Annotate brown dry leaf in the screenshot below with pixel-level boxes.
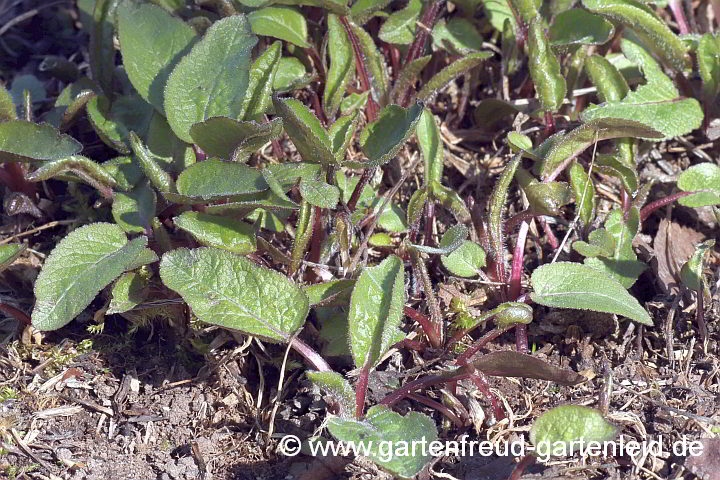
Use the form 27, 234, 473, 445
652, 219, 704, 295
685, 438, 720, 480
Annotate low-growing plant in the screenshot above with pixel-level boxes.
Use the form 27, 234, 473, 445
1, 0, 719, 477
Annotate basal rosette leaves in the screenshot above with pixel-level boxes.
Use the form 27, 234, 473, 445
0, 121, 82, 162
355, 103, 423, 167
530, 406, 618, 457
159, 247, 309, 342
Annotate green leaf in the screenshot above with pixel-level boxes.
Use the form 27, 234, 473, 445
440, 240, 486, 277
340, 91, 370, 114
350, 21, 390, 106
299, 177, 341, 209
117, 1, 196, 115
568, 161, 596, 227
272, 96, 337, 165
101, 156, 144, 191
129, 132, 176, 194
549, 9, 614, 46
159, 247, 309, 342
304, 279, 355, 306
530, 406, 618, 456
594, 153, 638, 193
538, 117, 662, 178
174, 211, 257, 255
523, 181, 573, 216
528, 19, 566, 112
507, 0, 539, 24
351, 0, 392, 24
488, 156, 520, 272
580, 39, 703, 139
0, 121, 82, 162
406, 187, 428, 227
677, 163, 720, 207
327, 405, 437, 478
248, 6, 309, 48
376, 202, 408, 232
107, 271, 149, 315
416, 108, 444, 186
89, 0, 120, 97
273, 57, 309, 91
680, 240, 715, 291
27, 155, 118, 192
356, 103, 423, 167
369, 232, 394, 247
411, 224, 468, 255
430, 181, 471, 222
291, 200, 314, 274
190, 117, 282, 161
378, 0, 422, 45
0, 244, 25, 273
584, 55, 629, 103
165, 15, 257, 142
530, 261, 651, 325
266, 161, 324, 189
0, 84, 16, 122
493, 302, 533, 328
432, 17, 485, 55
507, 132, 534, 153
306, 371, 355, 418
389, 55, 431, 104
32, 223, 148, 331
417, 52, 491, 102
86, 94, 154, 154
328, 111, 360, 164
348, 255, 405, 368
698, 33, 720, 104
166, 158, 267, 204
112, 181, 156, 233
324, 15, 355, 119
478, 0, 513, 31
240, 41, 282, 120
581, 0, 690, 71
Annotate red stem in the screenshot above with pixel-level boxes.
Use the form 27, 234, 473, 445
509, 455, 537, 480
454, 325, 516, 365
290, 337, 332, 372
355, 366, 370, 418
509, 221, 529, 300
668, 0, 691, 34
697, 288, 707, 346
505, 210, 537, 233
539, 217, 559, 250
346, 168, 374, 213
379, 368, 474, 406
406, 393, 464, 428
423, 201, 435, 247
0, 302, 31, 325
404, 306, 441, 348
639, 190, 695, 222
470, 372, 505, 421
338, 16, 378, 121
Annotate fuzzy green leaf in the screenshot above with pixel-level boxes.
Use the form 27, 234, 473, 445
240, 41, 282, 120
580, 39, 702, 138
299, 177, 341, 209
680, 240, 715, 291
273, 57, 309, 91
356, 103, 423, 167
406, 187, 429, 227
523, 182, 573, 216
430, 181, 471, 222
378, 0, 422, 45
581, 0, 690, 70
304, 279, 355, 306
569, 161, 596, 227
248, 6, 309, 48
112, 181, 157, 233
27, 155, 118, 191
190, 117, 282, 161
351, 0, 392, 24
290, 200, 314, 274
528, 19, 566, 112
530, 406, 618, 455
0, 244, 25, 273
117, 1, 196, 115
0, 84, 16, 122
273, 96, 337, 165
32, 224, 148, 331
432, 18, 485, 55
389, 55, 431, 104
324, 15, 355, 119
164, 15, 257, 142
349, 255, 405, 369
0, 121, 82, 162
585, 55, 629, 103
416, 108, 444, 186
86, 94, 154, 154
417, 52, 491, 101
159, 247, 309, 342
530, 261, 651, 325
350, 21, 390, 106
328, 111, 360, 162
174, 211, 257, 255
440, 240, 486, 278
166, 158, 267, 204
549, 9, 614, 46
411, 224, 468, 255
698, 33, 720, 103
107, 271, 149, 315
89, 0, 120, 97
306, 371, 355, 418
129, 132, 176, 194
677, 163, 720, 207
327, 406, 437, 479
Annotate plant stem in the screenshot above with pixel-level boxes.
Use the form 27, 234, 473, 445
423, 201, 435, 247
454, 325, 516, 365
697, 288, 707, 348
404, 306, 441, 348
410, 249, 444, 346
470, 371, 505, 421
290, 336, 332, 372
639, 190, 694, 222
509, 221, 528, 300
346, 168, 374, 212
509, 455, 537, 480
668, 0, 691, 34
308, 206, 325, 265
355, 366, 370, 418
0, 302, 31, 325
379, 366, 474, 406
539, 217, 559, 250
309, 88, 328, 126
504, 210, 537, 233
515, 324, 528, 353
543, 111, 555, 136
406, 393, 464, 428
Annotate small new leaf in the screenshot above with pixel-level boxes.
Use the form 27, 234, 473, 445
677, 163, 720, 207
0, 121, 82, 162
356, 103, 423, 167
530, 406, 618, 456
680, 240, 715, 291
440, 240, 486, 278
174, 211, 257, 255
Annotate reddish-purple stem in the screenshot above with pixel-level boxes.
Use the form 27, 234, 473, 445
290, 337, 332, 372
379, 368, 474, 406
639, 190, 695, 222
338, 16, 378, 121
697, 288, 707, 346
423, 201, 435, 247
355, 366, 370, 418
405, 306, 441, 348
470, 372, 505, 421
539, 217, 559, 250
406, 393, 464, 428
509, 455, 537, 480
346, 168, 374, 213
509, 221, 529, 300
454, 325, 516, 365
515, 324, 529, 353
668, 0, 691, 34
504, 210, 537, 233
